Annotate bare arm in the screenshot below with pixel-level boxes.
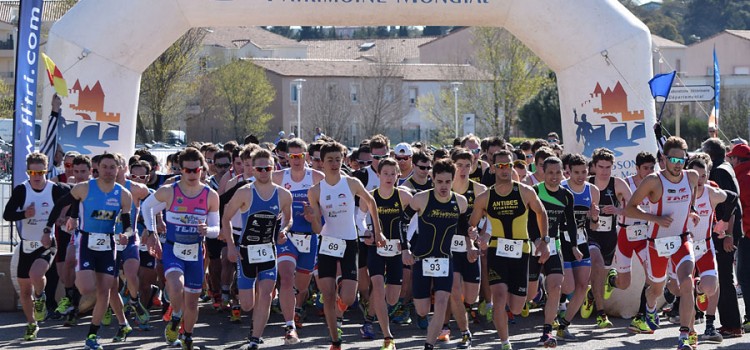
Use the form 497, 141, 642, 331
350, 177, 384, 246
221, 186, 250, 245
305, 186, 323, 234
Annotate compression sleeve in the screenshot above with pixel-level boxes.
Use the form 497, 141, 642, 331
564, 191, 578, 246
46, 192, 76, 228
3, 185, 27, 222
406, 214, 418, 242
205, 211, 220, 239
141, 194, 166, 232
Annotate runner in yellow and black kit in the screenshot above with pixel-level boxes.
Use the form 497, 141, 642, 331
470, 149, 550, 350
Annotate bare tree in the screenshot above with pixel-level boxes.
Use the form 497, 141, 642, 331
469, 28, 551, 139
417, 89, 458, 146
138, 28, 206, 142
357, 50, 407, 139
306, 79, 353, 143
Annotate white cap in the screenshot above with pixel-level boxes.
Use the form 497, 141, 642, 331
394, 142, 413, 156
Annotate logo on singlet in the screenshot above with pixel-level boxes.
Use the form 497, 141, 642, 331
91, 210, 116, 220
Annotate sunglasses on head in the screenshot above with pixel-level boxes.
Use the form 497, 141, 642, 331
215, 163, 231, 169
493, 162, 512, 169
130, 174, 149, 180
64, 163, 73, 169
416, 165, 432, 171
357, 160, 373, 166
254, 166, 273, 173
26, 170, 47, 176
668, 156, 688, 165
513, 160, 527, 169
182, 167, 202, 174
395, 156, 410, 161
288, 153, 305, 160
372, 154, 388, 160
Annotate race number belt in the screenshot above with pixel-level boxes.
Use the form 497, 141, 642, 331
86, 232, 112, 252
289, 232, 312, 253
451, 236, 469, 253
319, 236, 346, 258
421, 257, 449, 277
22, 240, 42, 254
246, 243, 275, 264
626, 224, 649, 242
494, 238, 524, 259
173, 242, 199, 261
654, 236, 681, 257
377, 239, 401, 257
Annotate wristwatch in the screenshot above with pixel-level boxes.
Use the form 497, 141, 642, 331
43, 227, 52, 235
542, 236, 551, 243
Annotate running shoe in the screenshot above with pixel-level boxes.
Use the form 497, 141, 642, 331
165, 318, 180, 345
695, 279, 708, 312
113, 324, 133, 342
718, 326, 743, 338
23, 323, 38, 341
55, 296, 74, 316
330, 343, 342, 350
688, 331, 698, 348
555, 328, 578, 342
457, 333, 472, 349
645, 310, 660, 331
538, 333, 557, 348
381, 338, 397, 350
702, 325, 723, 343
437, 325, 450, 342
230, 306, 242, 324
392, 305, 412, 325
336, 295, 349, 313
83, 334, 103, 350
604, 269, 617, 300
361, 322, 376, 339
294, 307, 305, 328
130, 299, 150, 325
63, 311, 77, 327
521, 301, 530, 317
284, 327, 300, 345
102, 307, 112, 326
676, 337, 692, 350
744, 316, 750, 333
596, 314, 613, 328
628, 316, 654, 334
500, 342, 513, 350
33, 296, 47, 322
580, 286, 594, 319
416, 315, 429, 330
163, 304, 173, 322
182, 336, 194, 350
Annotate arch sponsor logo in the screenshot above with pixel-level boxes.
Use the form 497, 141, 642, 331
59, 79, 121, 154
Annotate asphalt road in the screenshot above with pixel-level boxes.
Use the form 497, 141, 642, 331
0, 298, 747, 349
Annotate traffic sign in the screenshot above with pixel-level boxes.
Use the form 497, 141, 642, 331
665, 85, 715, 102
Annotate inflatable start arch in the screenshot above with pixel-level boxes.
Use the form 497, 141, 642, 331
44, 0, 657, 316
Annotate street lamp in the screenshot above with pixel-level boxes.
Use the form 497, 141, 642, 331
294, 78, 306, 138
451, 82, 463, 138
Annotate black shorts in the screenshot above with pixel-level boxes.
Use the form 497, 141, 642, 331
588, 231, 618, 266
205, 237, 226, 260
317, 238, 358, 281
528, 252, 564, 281
487, 249, 529, 297
17, 240, 55, 279
367, 245, 403, 285
412, 257, 453, 299
139, 249, 156, 269
452, 252, 481, 284
561, 238, 591, 263
54, 228, 70, 264
358, 240, 369, 270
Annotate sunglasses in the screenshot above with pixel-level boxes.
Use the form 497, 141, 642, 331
395, 156, 410, 161
469, 148, 481, 154
205, 159, 214, 164
357, 160, 373, 166
416, 165, 432, 171
130, 174, 149, 180
64, 163, 73, 169
668, 156, 688, 165
493, 162, 512, 169
288, 153, 305, 160
215, 163, 231, 169
26, 170, 47, 176
311, 157, 322, 162
372, 154, 388, 160
171, 166, 181, 172
182, 167, 202, 174
254, 166, 273, 173
513, 160, 527, 169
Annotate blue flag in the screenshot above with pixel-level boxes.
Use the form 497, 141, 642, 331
713, 47, 720, 125
12, 0, 44, 188
648, 71, 676, 99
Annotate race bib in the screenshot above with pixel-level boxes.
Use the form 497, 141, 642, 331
422, 257, 449, 277
596, 216, 613, 232
319, 236, 346, 258
377, 239, 401, 257
577, 227, 587, 244
626, 224, 649, 242
655, 236, 681, 257
22, 240, 42, 254
532, 238, 559, 256
290, 233, 312, 253
247, 243, 275, 264
173, 242, 199, 261
495, 238, 523, 259
693, 238, 709, 258
451, 236, 468, 253
87, 233, 112, 252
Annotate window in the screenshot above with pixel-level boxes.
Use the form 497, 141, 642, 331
291, 83, 299, 104
327, 83, 337, 101
350, 83, 360, 103
734, 66, 750, 75
409, 87, 418, 106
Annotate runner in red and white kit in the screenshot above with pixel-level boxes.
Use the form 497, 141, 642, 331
606, 151, 656, 333
625, 136, 701, 350
683, 154, 737, 344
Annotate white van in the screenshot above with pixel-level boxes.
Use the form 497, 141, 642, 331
0, 118, 42, 145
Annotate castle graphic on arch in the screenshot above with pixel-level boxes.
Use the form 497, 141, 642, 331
58, 79, 121, 154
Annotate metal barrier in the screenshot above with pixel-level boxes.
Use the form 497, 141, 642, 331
0, 180, 17, 252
